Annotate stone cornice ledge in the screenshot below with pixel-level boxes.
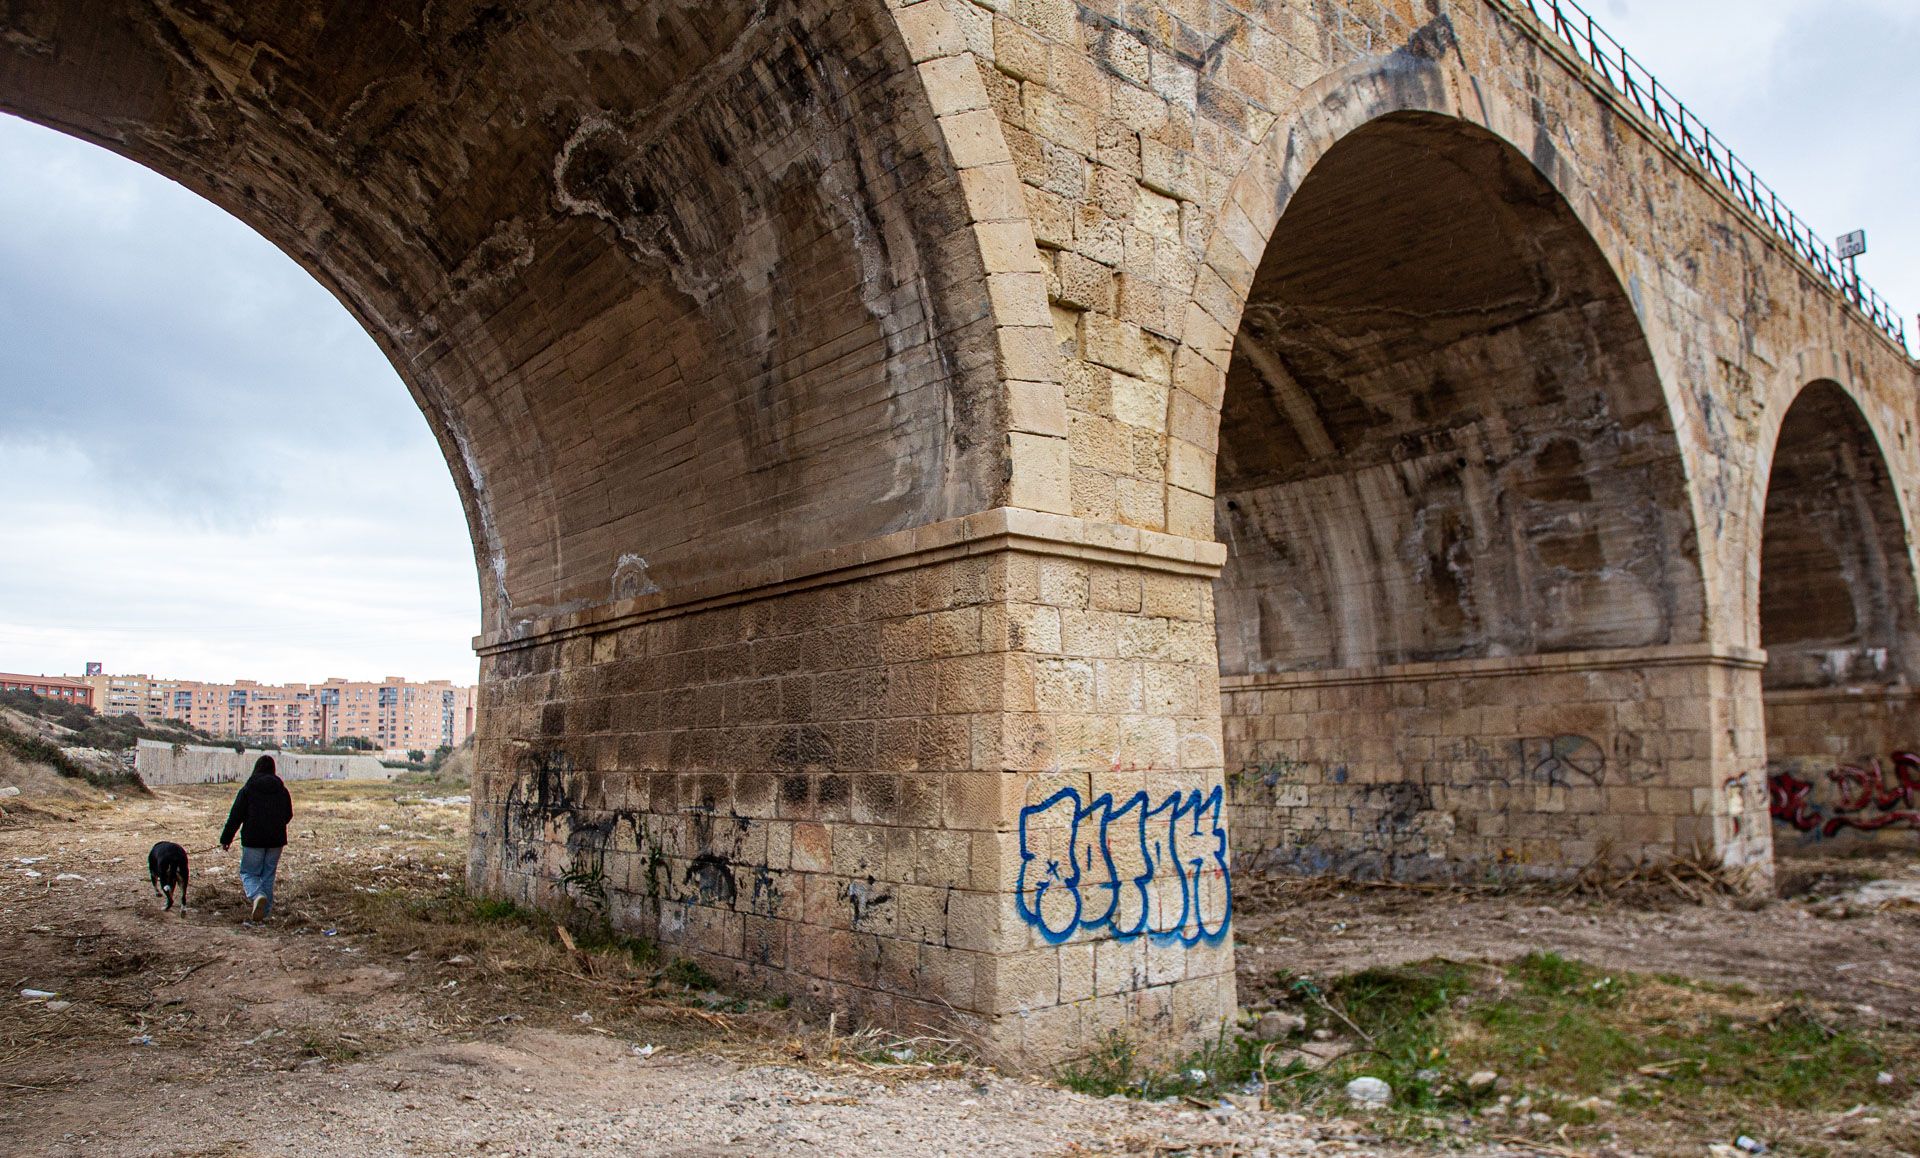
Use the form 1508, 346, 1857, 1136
1220, 642, 1769, 690
476, 507, 1227, 654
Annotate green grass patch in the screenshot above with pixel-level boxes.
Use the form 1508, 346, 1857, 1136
1063, 953, 1920, 1151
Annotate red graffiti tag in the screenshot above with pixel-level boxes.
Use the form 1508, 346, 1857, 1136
1770, 752, 1920, 838
1768, 770, 1821, 832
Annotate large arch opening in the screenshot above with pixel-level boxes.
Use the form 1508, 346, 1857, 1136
1216, 111, 1713, 879
1, 0, 1033, 1045
1760, 381, 1920, 853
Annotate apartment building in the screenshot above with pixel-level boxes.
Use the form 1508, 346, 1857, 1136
78, 671, 474, 750
83, 672, 184, 721
0, 673, 94, 707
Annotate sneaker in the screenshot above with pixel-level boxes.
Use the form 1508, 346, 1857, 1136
250, 896, 265, 923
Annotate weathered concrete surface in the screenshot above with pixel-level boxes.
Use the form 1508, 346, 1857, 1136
6, 0, 1918, 1065
135, 740, 392, 786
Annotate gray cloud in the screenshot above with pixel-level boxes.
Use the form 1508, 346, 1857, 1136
1601, 0, 1920, 332
0, 114, 479, 683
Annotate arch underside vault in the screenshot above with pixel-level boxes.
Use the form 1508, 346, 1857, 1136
1760, 382, 1920, 854
0, 0, 1002, 632
1214, 112, 1737, 881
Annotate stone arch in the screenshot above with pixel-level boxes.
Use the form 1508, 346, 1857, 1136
1742, 365, 1920, 647
1758, 379, 1920, 852
1759, 380, 1920, 689
0, 0, 1002, 635
1216, 108, 1702, 672
1197, 57, 1720, 879
1163, 43, 1707, 559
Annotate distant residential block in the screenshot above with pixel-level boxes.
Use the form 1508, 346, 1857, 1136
76, 672, 474, 750
0, 672, 94, 708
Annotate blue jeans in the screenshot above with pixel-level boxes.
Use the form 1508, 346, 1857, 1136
239, 845, 283, 917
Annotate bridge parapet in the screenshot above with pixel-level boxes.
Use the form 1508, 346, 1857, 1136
1501, 0, 1907, 351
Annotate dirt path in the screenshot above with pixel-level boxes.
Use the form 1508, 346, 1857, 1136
0, 782, 1499, 1158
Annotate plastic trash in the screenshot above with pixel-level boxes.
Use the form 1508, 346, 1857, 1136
1345, 1076, 1392, 1109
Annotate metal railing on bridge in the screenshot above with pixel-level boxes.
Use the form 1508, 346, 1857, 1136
1503, 0, 1909, 352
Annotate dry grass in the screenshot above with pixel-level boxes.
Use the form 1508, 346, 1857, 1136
216, 783, 970, 1080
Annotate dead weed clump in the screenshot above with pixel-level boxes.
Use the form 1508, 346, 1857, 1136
1565, 845, 1761, 905
271, 844, 803, 1060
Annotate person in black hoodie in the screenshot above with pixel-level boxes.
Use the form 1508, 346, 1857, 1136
220, 754, 294, 923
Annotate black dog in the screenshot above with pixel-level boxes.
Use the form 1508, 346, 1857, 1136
147, 841, 189, 911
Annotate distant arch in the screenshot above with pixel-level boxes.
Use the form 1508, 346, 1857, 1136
1759, 380, 1920, 690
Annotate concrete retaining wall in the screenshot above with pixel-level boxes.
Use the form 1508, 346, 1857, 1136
135, 739, 394, 786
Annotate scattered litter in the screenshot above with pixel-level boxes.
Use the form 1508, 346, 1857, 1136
377, 824, 392, 832
445, 955, 471, 965
1185, 1068, 1208, 1084
422, 795, 470, 807
1735, 1136, 1768, 1154
1878, 1071, 1895, 1085
573, 1011, 594, 1024
127, 1035, 153, 1047
54, 873, 84, 881
16, 857, 44, 864
43, 1000, 72, 1013
631, 1044, 658, 1058
0, 786, 19, 797
20, 989, 57, 1000
27, 925, 52, 934
243, 1028, 282, 1046
323, 929, 339, 937
21, 870, 41, 878
1345, 1076, 1392, 1109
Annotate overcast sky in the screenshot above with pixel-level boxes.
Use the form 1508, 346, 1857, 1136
0, 117, 481, 686
0, 0, 1913, 688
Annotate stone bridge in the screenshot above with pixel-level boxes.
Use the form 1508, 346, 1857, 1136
7, 0, 1916, 1066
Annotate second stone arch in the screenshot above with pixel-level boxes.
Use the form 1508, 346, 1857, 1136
1203, 105, 1760, 885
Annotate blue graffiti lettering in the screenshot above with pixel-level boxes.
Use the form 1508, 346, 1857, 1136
1015, 786, 1231, 946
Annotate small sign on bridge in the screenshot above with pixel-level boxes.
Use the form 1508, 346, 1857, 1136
1837, 230, 1868, 260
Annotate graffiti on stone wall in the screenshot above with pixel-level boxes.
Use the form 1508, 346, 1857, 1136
1520, 734, 1606, 787
1769, 751, 1920, 838
1015, 786, 1231, 946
